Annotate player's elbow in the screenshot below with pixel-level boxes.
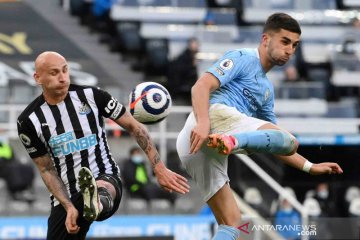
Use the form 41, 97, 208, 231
191, 80, 204, 95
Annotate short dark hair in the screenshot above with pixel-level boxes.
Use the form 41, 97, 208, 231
263, 13, 301, 35
129, 146, 141, 155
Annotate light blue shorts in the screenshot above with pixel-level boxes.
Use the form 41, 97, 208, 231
176, 104, 268, 202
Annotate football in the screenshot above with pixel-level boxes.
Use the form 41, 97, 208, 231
129, 82, 172, 124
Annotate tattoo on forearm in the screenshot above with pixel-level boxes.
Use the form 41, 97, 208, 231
43, 171, 69, 198
135, 128, 149, 151
152, 153, 161, 167
134, 126, 161, 167
134, 127, 152, 153
35, 156, 71, 206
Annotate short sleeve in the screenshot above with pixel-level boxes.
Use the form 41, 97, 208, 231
17, 118, 48, 159
207, 50, 251, 87
92, 87, 126, 120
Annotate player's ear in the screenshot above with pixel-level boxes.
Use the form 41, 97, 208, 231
34, 72, 42, 86
262, 33, 270, 47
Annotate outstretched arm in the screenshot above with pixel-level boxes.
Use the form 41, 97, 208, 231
257, 123, 343, 175
33, 155, 80, 234
190, 73, 220, 153
276, 153, 343, 175
115, 111, 190, 194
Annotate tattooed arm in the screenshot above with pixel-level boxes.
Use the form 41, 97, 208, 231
115, 111, 190, 194
33, 155, 80, 234
115, 111, 161, 169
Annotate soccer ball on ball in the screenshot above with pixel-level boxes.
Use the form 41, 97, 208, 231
129, 82, 172, 124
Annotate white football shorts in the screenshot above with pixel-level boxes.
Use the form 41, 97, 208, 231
176, 103, 269, 202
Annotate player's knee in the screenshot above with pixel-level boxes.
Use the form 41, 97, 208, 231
97, 180, 116, 199
285, 136, 298, 156
96, 175, 123, 221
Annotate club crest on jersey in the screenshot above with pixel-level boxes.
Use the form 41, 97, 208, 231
79, 102, 91, 115
219, 59, 234, 70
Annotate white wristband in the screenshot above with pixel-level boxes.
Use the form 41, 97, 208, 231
302, 160, 313, 173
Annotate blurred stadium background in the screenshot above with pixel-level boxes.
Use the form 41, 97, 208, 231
1, 0, 360, 239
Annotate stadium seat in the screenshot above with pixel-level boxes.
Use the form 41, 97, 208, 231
143, 38, 169, 77
326, 99, 358, 118
116, 21, 143, 59
207, 9, 237, 25
244, 0, 293, 9
119, 0, 140, 7
349, 197, 360, 216
32, 198, 51, 215
8, 200, 31, 216
0, 87, 9, 123
149, 199, 172, 214
279, 187, 296, 201
348, 197, 360, 238
244, 187, 263, 205
126, 198, 149, 215
10, 84, 36, 104
69, 0, 87, 16
345, 186, 360, 203
0, 87, 9, 104
305, 189, 316, 199
303, 198, 321, 217
295, 0, 336, 10
177, 0, 206, 8
0, 180, 7, 215
104, 86, 124, 103
235, 26, 262, 43
277, 81, 326, 99
139, 0, 172, 7
174, 198, 195, 214
31, 186, 51, 215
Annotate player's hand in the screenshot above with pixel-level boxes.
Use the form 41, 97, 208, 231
190, 122, 210, 154
65, 205, 80, 234
310, 162, 343, 175
154, 161, 190, 194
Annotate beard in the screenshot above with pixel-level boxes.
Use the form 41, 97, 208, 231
270, 54, 289, 66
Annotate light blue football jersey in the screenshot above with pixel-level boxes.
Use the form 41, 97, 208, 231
207, 48, 276, 124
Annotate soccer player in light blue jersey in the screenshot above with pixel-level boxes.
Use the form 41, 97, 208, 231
177, 13, 343, 240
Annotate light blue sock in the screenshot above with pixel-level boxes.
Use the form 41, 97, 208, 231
233, 129, 296, 155
212, 224, 241, 240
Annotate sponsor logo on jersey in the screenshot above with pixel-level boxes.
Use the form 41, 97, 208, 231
79, 102, 91, 115
243, 88, 258, 111
219, 59, 234, 70
49, 131, 97, 157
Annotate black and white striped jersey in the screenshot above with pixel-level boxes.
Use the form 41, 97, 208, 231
17, 84, 125, 206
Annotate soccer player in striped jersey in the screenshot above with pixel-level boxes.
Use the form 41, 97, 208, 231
17, 51, 189, 240
177, 13, 343, 240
